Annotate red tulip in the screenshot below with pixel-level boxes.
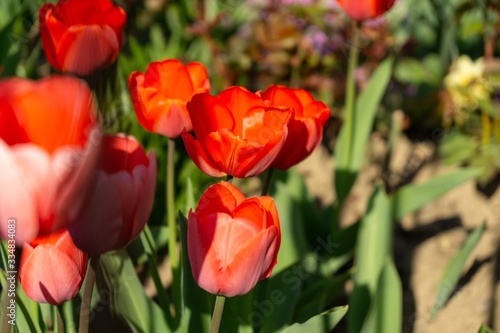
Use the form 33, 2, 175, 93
261, 85, 330, 169
19, 229, 88, 305
129, 59, 210, 138
182, 86, 293, 178
68, 134, 156, 254
337, 0, 396, 21
39, 0, 126, 76
0, 76, 101, 244
188, 181, 280, 297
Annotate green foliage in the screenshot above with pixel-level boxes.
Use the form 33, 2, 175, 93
281, 306, 348, 333
97, 251, 170, 333
348, 188, 393, 333
335, 57, 394, 204
430, 222, 486, 319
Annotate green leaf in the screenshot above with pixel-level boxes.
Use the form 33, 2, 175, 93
374, 257, 402, 333
478, 323, 495, 333
15, 281, 44, 333
185, 177, 195, 215
335, 57, 394, 204
260, 266, 303, 333
178, 212, 213, 333
430, 222, 486, 319
97, 250, 170, 333
294, 269, 353, 323
348, 188, 392, 333
272, 171, 312, 274
439, 131, 478, 165
281, 305, 348, 333
391, 168, 479, 220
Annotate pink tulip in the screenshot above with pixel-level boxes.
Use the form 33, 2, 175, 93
68, 134, 156, 254
19, 229, 88, 305
0, 76, 101, 244
188, 181, 281, 297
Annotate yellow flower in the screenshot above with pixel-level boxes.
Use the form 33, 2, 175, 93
444, 56, 490, 118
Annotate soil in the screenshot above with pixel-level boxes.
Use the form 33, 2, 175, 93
296, 133, 500, 333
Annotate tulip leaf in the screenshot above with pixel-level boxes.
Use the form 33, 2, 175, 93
335, 57, 394, 204
15, 281, 44, 333
272, 170, 315, 275
260, 266, 303, 333
281, 305, 348, 333
319, 220, 359, 277
391, 168, 479, 220
430, 222, 486, 319
373, 257, 402, 333
185, 177, 195, 214
220, 291, 254, 333
348, 187, 392, 333
478, 324, 495, 333
294, 269, 353, 324
178, 212, 214, 333
97, 250, 170, 333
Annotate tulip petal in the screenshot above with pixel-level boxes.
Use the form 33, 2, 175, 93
189, 212, 275, 297
11, 76, 96, 154
52, 129, 102, 229
128, 72, 155, 132
271, 118, 319, 170
195, 183, 241, 216
262, 85, 304, 117
291, 88, 315, 108
143, 60, 194, 100
39, 4, 62, 71
303, 101, 331, 125
12, 145, 56, 234
68, 171, 124, 254
231, 127, 288, 177
218, 87, 265, 135
130, 152, 157, 241
232, 199, 268, 229
57, 25, 119, 76
181, 131, 226, 178
19, 243, 84, 305
152, 99, 192, 138
186, 62, 210, 94
187, 93, 235, 140
0, 142, 38, 244
256, 196, 281, 278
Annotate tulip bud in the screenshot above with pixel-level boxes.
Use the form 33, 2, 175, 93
182, 86, 293, 178
19, 229, 88, 305
39, 0, 126, 76
68, 134, 156, 254
337, 0, 396, 21
129, 59, 210, 138
188, 181, 281, 297
0, 76, 100, 245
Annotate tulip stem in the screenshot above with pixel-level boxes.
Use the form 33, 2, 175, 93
167, 139, 177, 269
166, 138, 181, 321
79, 255, 100, 333
342, 22, 361, 173
140, 230, 174, 326
225, 175, 234, 183
261, 168, 275, 196
56, 305, 65, 333
210, 296, 226, 333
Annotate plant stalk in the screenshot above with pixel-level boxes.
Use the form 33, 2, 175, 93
209, 296, 226, 333
79, 255, 100, 333
342, 22, 361, 168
